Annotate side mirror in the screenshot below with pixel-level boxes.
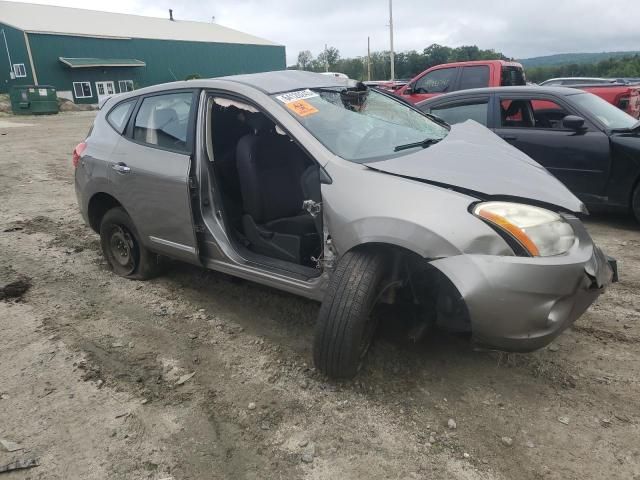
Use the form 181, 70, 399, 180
562, 115, 586, 130
404, 84, 414, 95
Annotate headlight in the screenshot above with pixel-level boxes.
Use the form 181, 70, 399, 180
473, 202, 575, 257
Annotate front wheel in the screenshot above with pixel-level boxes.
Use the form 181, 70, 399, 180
100, 207, 160, 280
313, 250, 387, 379
632, 184, 640, 224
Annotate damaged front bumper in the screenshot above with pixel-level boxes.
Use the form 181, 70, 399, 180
430, 219, 615, 352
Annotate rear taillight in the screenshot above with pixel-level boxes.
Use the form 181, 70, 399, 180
72, 142, 87, 168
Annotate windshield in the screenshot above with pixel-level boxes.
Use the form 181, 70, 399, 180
272, 87, 449, 163
571, 92, 638, 130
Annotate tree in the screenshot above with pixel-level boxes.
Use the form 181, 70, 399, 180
526, 54, 640, 82
451, 45, 481, 62
335, 57, 366, 80
297, 50, 313, 70
316, 47, 340, 71
423, 44, 452, 67
289, 43, 522, 81
370, 51, 390, 80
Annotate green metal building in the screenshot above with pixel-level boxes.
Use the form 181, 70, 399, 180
0, 1, 286, 103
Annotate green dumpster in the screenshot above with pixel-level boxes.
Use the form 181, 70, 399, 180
9, 85, 59, 115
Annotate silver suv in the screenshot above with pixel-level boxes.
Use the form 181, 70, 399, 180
74, 71, 614, 378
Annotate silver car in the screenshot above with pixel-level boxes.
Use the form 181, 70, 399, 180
74, 71, 615, 379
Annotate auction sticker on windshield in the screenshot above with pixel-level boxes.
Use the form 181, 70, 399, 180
286, 99, 319, 117
276, 89, 319, 104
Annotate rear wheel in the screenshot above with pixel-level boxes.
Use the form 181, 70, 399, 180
100, 207, 160, 280
633, 183, 640, 223
313, 249, 387, 379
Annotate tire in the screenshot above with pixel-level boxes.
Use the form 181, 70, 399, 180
313, 249, 388, 379
99, 207, 160, 280
633, 184, 640, 224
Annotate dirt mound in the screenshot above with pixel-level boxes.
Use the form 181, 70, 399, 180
58, 97, 98, 112
0, 93, 97, 114
0, 94, 10, 114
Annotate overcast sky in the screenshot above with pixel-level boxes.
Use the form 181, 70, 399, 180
10, 0, 640, 65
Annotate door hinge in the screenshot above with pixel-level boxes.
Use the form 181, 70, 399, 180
188, 177, 198, 189
194, 224, 205, 233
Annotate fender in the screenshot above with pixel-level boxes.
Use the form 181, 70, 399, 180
321, 161, 514, 259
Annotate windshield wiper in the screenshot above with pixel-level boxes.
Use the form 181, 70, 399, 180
423, 112, 449, 128
393, 138, 442, 152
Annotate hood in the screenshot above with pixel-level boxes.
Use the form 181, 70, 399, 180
366, 121, 585, 213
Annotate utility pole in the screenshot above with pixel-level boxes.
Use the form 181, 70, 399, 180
324, 43, 329, 72
389, 0, 395, 81
367, 36, 371, 81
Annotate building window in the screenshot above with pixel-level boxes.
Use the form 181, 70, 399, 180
118, 80, 134, 93
73, 82, 92, 99
13, 64, 27, 78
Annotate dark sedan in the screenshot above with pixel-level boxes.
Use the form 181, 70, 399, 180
417, 86, 640, 221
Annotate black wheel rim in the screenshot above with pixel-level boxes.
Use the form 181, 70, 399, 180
106, 224, 138, 275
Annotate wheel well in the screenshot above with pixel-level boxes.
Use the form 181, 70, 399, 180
87, 193, 122, 233
346, 242, 471, 332
346, 242, 425, 268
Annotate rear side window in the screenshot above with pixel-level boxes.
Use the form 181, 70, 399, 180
107, 100, 135, 134
430, 100, 489, 126
458, 66, 490, 90
414, 67, 457, 93
133, 92, 193, 152
501, 67, 526, 86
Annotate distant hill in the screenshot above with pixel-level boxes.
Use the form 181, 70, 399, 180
519, 51, 640, 68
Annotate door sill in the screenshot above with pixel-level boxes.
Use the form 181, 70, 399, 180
201, 249, 326, 301
201, 238, 321, 280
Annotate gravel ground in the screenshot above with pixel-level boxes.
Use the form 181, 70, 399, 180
0, 111, 639, 480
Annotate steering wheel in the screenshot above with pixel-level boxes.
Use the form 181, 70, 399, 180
353, 127, 394, 157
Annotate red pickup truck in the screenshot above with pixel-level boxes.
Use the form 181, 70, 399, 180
392, 59, 640, 118
574, 84, 640, 119
396, 60, 527, 103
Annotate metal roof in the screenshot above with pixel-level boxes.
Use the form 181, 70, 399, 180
0, 0, 280, 46
59, 57, 146, 68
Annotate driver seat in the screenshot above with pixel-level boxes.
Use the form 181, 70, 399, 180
236, 114, 319, 265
